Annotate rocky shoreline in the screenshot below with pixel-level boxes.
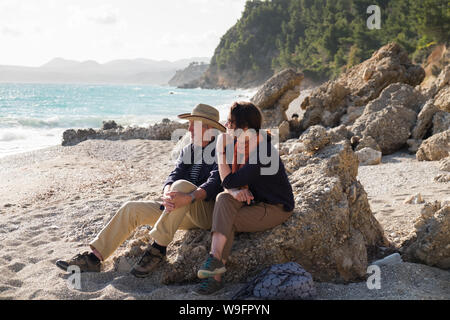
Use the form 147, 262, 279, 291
49, 42, 450, 281
0, 42, 448, 300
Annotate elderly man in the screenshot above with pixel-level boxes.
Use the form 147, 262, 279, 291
56, 104, 225, 278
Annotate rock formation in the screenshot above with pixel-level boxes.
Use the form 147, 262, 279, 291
168, 62, 209, 88
402, 201, 450, 269
351, 102, 417, 155
425, 65, 450, 113
251, 69, 304, 128
411, 101, 440, 140
62, 119, 188, 146
416, 129, 450, 161
122, 127, 388, 284
300, 43, 425, 131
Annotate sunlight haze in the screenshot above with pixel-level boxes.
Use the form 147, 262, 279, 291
0, 0, 247, 66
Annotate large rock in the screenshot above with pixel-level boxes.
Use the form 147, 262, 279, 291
363, 83, 425, 114
434, 86, 450, 112
62, 119, 188, 146
403, 202, 450, 269
411, 101, 439, 140
351, 105, 417, 155
251, 69, 304, 128
416, 129, 450, 161
300, 43, 425, 130
424, 65, 450, 112
148, 138, 388, 284
432, 111, 450, 135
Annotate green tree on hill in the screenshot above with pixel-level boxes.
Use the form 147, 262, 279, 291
207, 0, 449, 88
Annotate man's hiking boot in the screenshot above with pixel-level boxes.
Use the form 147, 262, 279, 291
130, 246, 165, 278
55, 251, 101, 273
197, 254, 226, 279
193, 277, 224, 295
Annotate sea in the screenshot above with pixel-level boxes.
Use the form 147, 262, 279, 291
0, 83, 254, 158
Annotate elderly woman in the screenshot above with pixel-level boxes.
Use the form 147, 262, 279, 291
194, 101, 295, 295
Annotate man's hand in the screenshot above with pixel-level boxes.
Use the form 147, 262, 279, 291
228, 188, 254, 205
162, 185, 175, 212
163, 191, 192, 213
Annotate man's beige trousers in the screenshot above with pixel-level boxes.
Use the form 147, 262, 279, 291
89, 180, 215, 260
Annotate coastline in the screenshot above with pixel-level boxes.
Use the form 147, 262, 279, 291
0, 138, 448, 299
0, 83, 257, 159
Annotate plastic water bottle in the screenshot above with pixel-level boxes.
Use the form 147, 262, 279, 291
372, 253, 403, 266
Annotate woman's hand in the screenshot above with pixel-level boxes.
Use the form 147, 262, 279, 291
228, 188, 254, 205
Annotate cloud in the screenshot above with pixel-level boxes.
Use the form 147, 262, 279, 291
1, 25, 22, 37
68, 5, 119, 27
161, 31, 220, 47
88, 10, 118, 25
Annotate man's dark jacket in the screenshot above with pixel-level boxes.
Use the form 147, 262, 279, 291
164, 141, 223, 201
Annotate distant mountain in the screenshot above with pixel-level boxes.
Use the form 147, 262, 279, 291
0, 57, 211, 85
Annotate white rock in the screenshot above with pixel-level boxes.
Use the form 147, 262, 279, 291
355, 147, 382, 165
404, 193, 425, 204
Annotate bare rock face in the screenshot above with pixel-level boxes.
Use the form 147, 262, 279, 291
153, 137, 388, 284
411, 101, 440, 140
422, 65, 450, 116
300, 43, 425, 130
62, 119, 188, 146
251, 69, 304, 128
363, 83, 425, 114
351, 105, 417, 155
416, 129, 450, 161
434, 86, 450, 113
432, 111, 450, 135
436, 65, 450, 90
403, 202, 450, 269
300, 81, 350, 129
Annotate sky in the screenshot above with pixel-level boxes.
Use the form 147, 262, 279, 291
0, 0, 248, 67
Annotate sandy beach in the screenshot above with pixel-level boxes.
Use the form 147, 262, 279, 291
0, 138, 448, 300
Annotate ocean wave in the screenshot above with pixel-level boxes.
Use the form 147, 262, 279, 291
0, 115, 166, 130
0, 131, 27, 142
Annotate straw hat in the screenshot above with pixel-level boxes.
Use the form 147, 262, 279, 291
178, 103, 226, 132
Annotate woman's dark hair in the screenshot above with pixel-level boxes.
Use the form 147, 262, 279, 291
229, 101, 263, 131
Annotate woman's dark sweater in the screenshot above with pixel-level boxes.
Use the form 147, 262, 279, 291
221, 134, 295, 212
